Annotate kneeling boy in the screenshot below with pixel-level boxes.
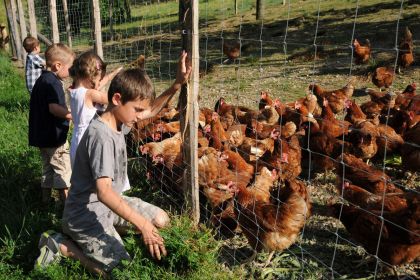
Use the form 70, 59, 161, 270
58, 52, 191, 276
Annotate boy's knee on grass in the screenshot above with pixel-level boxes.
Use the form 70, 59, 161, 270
152, 210, 170, 229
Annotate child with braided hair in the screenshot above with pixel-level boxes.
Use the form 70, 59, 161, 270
68, 51, 122, 168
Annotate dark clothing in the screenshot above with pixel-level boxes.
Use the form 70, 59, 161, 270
29, 70, 70, 148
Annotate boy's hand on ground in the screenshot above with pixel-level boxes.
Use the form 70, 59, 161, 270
141, 222, 167, 260
174, 50, 192, 88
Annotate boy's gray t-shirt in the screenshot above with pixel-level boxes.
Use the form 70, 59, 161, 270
62, 114, 130, 238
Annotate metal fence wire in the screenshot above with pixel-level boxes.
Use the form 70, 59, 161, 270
10, 0, 420, 278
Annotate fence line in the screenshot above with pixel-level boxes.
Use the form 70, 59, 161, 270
4, 0, 420, 279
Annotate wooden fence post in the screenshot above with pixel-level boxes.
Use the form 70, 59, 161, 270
179, 0, 200, 224
49, 0, 59, 43
27, 0, 37, 38
256, 0, 263, 20
90, 0, 103, 59
16, 0, 27, 65
109, 0, 113, 41
5, 0, 23, 60
62, 0, 72, 48
7, 17, 16, 57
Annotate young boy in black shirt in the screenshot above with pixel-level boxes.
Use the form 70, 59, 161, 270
28, 43, 75, 202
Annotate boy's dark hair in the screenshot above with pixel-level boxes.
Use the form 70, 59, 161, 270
69, 51, 107, 89
45, 43, 75, 68
108, 69, 155, 104
23, 37, 40, 53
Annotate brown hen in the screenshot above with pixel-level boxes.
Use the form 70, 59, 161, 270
353, 39, 371, 65
300, 121, 352, 182
334, 154, 402, 196
329, 202, 420, 277
309, 81, 354, 114
372, 67, 395, 91
318, 98, 351, 138
402, 123, 420, 180
343, 182, 420, 213
227, 181, 309, 267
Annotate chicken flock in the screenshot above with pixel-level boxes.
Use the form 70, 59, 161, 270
130, 27, 419, 277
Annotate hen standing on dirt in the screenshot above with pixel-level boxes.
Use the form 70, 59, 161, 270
397, 27, 414, 74
353, 39, 371, 65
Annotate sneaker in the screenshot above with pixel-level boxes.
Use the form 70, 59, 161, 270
35, 230, 65, 267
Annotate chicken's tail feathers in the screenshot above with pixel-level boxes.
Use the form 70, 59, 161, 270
365, 39, 371, 48
281, 122, 297, 138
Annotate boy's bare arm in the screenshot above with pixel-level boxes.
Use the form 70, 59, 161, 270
41, 61, 46, 67
96, 177, 167, 260
49, 104, 72, 120
145, 51, 192, 118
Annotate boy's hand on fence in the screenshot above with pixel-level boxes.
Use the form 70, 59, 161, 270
174, 50, 192, 88
141, 221, 167, 260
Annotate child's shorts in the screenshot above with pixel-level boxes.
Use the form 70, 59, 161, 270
70, 196, 162, 273
39, 141, 71, 190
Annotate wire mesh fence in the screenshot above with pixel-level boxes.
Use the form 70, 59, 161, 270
7, 0, 420, 278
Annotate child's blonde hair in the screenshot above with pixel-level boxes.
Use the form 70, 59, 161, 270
69, 51, 107, 89
45, 43, 75, 68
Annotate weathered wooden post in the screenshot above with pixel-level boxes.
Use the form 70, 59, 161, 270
256, 0, 263, 20
0, 23, 10, 52
27, 0, 37, 38
7, 17, 16, 57
62, 0, 72, 48
49, 0, 59, 43
16, 0, 27, 65
179, 0, 200, 223
109, 0, 113, 41
5, 0, 23, 60
90, 0, 103, 59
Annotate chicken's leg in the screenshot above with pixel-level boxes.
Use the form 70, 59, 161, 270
353, 256, 376, 268
392, 266, 410, 280
241, 251, 258, 267
255, 250, 276, 267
